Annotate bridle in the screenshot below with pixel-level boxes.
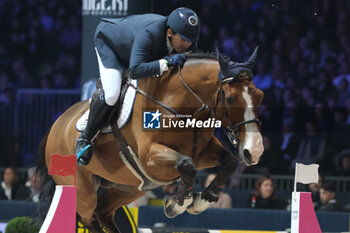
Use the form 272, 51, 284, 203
216, 87, 261, 148
178, 68, 261, 148
126, 66, 261, 149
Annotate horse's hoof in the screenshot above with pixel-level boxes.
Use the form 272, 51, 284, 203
164, 195, 193, 218
164, 198, 179, 218
186, 192, 210, 215
94, 213, 121, 233
201, 188, 219, 203
84, 220, 105, 233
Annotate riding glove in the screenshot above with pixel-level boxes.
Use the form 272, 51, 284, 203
164, 54, 187, 69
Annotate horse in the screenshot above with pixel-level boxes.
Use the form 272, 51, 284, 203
35, 48, 264, 233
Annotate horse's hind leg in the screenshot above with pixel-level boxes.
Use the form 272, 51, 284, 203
74, 169, 104, 233
94, 185, 144, 233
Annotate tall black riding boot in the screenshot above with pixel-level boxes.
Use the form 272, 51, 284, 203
75, 91, 114, 166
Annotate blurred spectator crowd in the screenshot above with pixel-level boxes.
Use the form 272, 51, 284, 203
1, 0, 350, 175
0, 0, 81, 106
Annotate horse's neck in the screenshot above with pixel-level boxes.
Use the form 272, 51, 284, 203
182, 62, 221, 107
139, 61, 220, 114
172, 61, 220, 101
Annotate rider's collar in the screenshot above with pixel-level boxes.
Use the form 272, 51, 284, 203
166, 35, 174, 55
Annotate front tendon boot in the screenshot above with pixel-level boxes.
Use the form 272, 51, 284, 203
75, 90, 114, 166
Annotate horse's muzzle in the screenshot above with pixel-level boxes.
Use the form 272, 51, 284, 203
242, 149, 258, 166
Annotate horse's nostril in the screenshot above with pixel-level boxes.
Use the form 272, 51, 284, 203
243, 149, 252, 163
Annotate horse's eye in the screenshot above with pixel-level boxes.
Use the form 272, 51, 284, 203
226, 97, 235, 105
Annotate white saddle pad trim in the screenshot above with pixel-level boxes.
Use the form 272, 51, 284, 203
76, 79, 137, 133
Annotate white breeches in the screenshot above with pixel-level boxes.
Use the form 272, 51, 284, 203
95, 48, 122, 106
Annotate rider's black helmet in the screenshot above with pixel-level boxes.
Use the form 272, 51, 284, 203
167, 7, 200, 43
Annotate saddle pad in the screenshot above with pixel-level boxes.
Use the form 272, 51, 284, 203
76, 79, 137, 133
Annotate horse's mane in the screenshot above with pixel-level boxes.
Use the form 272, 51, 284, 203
186, 52, 231, 62
186, 53, 217, 60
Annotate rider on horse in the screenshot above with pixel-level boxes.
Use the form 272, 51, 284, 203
75, 7, 201, 166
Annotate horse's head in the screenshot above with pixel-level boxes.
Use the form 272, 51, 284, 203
216, 47, 264, 166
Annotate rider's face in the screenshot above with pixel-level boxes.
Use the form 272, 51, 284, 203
167, 28, 192, 53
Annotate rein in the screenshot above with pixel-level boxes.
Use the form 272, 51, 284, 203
178, 68, 215, 117
125, 67, 215, 117
125, 79, 179, 115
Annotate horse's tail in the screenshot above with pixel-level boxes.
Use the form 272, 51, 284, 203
34, 128, 56, 221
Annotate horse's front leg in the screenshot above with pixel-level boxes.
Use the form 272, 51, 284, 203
175, 155, 197, 205
188, 137, 238, 215
201, 149, 237, 201
145, 143, 197, 217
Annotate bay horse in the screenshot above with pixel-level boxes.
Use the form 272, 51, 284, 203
35, 48, 264, 233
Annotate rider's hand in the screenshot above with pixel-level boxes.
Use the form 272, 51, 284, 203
164, 54, 187, 69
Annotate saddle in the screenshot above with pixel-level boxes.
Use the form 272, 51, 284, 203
76, 78, 136, 133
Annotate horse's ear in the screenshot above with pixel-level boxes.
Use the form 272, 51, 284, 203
244, 46, 259, 70
216, 46, 257, 82
215, 47, 226, 68
215, 47, 231, 82
215, 47, 231, 74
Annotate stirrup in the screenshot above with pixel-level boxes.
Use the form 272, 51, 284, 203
75, 138, 93, 161
77, 144, 93, 159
